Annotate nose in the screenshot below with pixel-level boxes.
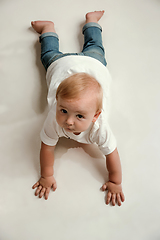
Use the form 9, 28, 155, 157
66, 116, 74, 126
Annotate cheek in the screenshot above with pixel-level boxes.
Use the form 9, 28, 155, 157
78, 120, 91, 129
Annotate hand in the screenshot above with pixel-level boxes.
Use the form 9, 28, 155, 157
102, 181, 125, 206
32, 176, 57, 200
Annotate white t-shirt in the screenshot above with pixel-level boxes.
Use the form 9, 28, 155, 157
40, 55, 117, 155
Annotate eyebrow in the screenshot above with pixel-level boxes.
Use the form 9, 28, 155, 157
59, 105, 66, 108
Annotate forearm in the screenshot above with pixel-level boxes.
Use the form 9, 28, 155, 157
106, 148, 122, 185
40, 142, 55, 177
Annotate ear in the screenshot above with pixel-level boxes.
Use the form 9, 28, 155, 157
92, 110, 102, 123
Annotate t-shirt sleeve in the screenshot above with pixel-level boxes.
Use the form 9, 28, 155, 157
90, 118, 117, 156
40, 110, 59, 146
97, 127, 117, 155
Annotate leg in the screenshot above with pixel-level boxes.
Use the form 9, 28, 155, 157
31, 21, 63, 70
81, 11, 107, 66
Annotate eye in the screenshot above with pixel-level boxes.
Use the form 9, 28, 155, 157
77, 114, 84, 119
61, 109, 67, 114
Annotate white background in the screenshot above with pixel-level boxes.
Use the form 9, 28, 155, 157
0, 0, 160, 239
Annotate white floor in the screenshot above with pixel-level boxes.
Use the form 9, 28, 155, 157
0, 0, 160, 239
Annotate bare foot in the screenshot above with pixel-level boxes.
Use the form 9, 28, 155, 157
85, 10, 105, 24
31, 20, 56, 34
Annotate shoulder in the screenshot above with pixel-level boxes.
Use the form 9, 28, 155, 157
89, 115, 117, 155
89, 113, 108, 140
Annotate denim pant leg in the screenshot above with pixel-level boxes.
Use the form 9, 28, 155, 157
39, 32, 64, 70
81, 22, 107, 66
40, 32, 78, 70
39, 23, 107, 70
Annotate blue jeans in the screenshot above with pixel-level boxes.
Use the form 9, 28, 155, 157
39, 22, 107, 71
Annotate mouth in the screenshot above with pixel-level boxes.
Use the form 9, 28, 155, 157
64, 127, 74, 132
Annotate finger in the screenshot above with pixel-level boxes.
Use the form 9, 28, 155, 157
111, 193, 116, 206
120, 192, 125, 202
102, 183, 108, 191
45, 188, 50, 200
35, 185, 42, 196
39, 187, 46, 198
116, 193, 122, 206
106, 191, 111, 205
32, 182, 40, 189
52, 182, 57, 191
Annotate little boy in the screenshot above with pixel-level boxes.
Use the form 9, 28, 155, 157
31, 11, 125, 206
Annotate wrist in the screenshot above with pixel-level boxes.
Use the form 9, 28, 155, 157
41, 166, 54, 177
41, 175, 53, 179
109, 173, 122, 185
108, 180, 121, 185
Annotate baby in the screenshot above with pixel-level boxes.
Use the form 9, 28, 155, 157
31, 11, 125, 206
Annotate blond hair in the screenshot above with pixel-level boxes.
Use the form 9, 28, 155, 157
56, 73, 103, 111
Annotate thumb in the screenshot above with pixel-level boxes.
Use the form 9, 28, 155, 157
101, 182, 108, 191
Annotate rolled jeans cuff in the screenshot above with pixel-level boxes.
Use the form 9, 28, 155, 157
82, 22, 102, 34
39, 32, 59, 42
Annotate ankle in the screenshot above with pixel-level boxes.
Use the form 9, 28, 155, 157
85, 11, 104, 24
86, 19, 98, 24
41, 22, 55, 34
31, 21, 56, 35
85, 13, 98, 24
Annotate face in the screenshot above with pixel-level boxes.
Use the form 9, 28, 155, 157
56, 92, 101, 135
